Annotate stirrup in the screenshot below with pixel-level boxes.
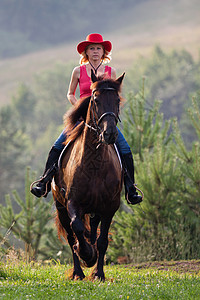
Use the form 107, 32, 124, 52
30, 164, 57, 197
126, 184, 144, 205
133, 184, 144, 199
30, 179, 49, 198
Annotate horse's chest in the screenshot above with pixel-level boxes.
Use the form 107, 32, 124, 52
65, 145, 122, 213
82, 145, 105, 176
71, 164, 121, 209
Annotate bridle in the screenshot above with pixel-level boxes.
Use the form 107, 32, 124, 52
84, 87, 121, 135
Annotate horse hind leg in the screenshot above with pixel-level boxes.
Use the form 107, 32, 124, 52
55, 200, 85, 280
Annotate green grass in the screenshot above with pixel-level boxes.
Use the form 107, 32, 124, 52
0, 261, 200, 300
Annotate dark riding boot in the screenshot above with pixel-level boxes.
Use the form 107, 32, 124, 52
30, 146, 61, 198
122, 152, 143, 205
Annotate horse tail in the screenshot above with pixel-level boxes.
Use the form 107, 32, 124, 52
55, 210, 68, 243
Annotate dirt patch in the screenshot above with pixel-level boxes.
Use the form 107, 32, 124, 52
131, 260, 200, 274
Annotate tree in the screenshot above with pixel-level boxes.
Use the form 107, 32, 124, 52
124, 46, 200, 144
11, 83, 37, 132
0, 105, 29, 204
28, 63, 73, 174
121, 78, 171, 160
0, 167, 72, 262
108, 89, 200, 263
171, 93, 200, 259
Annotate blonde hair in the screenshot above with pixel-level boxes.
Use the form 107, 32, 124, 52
79, 46, 111, 65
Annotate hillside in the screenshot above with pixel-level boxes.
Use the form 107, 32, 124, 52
0, 0, 199, 106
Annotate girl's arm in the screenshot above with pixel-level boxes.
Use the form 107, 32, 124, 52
67, 66, 80, 105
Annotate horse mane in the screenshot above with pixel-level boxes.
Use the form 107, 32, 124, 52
64, 96, 91, 144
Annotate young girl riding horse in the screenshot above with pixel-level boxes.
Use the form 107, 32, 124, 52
30, 33, 142, 205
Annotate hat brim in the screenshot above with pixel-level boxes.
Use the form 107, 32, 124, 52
77, 41, 112, 54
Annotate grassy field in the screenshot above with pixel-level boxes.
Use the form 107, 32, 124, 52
0, 260, 200, 299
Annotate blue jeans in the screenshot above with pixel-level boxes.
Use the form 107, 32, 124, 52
54, 127, 131, 155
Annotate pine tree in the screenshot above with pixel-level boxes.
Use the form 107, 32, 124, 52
121, 78, 171, 161
0, 105, 29, 204
0, 167, 71, 261
108, 88, 200, 263
171, 93, 200, 259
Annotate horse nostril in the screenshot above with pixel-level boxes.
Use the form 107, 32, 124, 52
103, 129, 118, 144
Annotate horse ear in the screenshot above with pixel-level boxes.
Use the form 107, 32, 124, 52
91, 69, 98, 83
116, 72, 125, 84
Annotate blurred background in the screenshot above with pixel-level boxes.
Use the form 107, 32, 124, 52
0, 0, 200, 263
0, 0, 199, 105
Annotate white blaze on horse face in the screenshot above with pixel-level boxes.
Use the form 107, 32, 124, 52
101, 118, 118, 144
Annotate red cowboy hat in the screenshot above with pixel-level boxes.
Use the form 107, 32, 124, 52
77, 33, 112, 54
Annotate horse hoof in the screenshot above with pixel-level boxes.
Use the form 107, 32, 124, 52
65, 268, 85, 280
73, 270, 85, 281
74, 274, 85, 280
83, 246, 97, 268
94, 274, 105, 282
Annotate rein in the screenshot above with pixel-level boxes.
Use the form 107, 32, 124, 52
89, 60, 103, 75
84, 87, 120, 135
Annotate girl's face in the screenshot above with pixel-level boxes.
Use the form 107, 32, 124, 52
86, 44, 104, 61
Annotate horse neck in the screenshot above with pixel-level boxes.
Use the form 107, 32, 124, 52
75, 101, 116, 180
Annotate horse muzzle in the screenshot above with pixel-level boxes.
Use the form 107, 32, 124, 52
100, 127, 118, 145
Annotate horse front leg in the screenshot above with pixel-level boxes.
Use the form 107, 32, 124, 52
67, 200, 97, 268
95, 216, 113, 281
55, 200, 85, 280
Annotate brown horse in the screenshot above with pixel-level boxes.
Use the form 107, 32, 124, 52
52, 71, 125, 281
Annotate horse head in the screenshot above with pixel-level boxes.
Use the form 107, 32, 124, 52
90, 70, 125, 145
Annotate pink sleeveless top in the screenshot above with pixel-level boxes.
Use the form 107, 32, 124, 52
79, 65, 112, 99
